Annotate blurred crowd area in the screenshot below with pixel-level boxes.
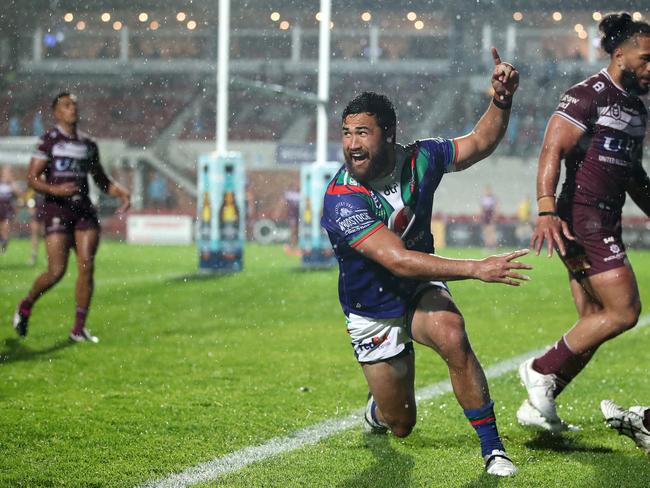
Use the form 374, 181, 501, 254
3, 68, 642, 152
1, 7, 648, 238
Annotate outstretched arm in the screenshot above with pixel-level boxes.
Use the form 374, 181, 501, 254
453, 47, 520, 171
354, 224, 531, 286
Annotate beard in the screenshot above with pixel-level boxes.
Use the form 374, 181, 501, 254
621, 68, 650, 96
343, 145, 392, 184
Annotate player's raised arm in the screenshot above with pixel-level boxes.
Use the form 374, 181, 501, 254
452, 47, 519, 171
530, 115, 582, 257
354, 225, 531, 286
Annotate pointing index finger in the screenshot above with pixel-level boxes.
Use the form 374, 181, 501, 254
491, 47, 502, 66
506, 248, 530, 260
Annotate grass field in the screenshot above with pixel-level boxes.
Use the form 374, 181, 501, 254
1, 240, 649, 487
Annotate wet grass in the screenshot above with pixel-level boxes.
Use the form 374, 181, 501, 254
1, 240, 648, 487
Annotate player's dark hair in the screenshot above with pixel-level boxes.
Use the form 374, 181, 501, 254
52, 91, 76, 109
599, 12, 650, 54
342, 92, 396, 135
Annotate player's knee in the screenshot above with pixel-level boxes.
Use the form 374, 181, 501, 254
437, 317, 470, 358
620, 302, 641, 331
609, 302, 641, 332
48, 264, 67, 282
387, 416, 416, 438
77, 259, 95, 276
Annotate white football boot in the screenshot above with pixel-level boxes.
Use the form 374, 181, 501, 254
363, 394, 388, 434
518, 358, 561, 422
516, 399, 578, 433
484, 449, 517, 477
601, 400, 650, 454
69, 327, 99, 343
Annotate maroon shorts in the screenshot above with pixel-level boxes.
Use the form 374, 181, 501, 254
0, 202, 14, 221
558, 202, 627, 279
43, 200, 100, 236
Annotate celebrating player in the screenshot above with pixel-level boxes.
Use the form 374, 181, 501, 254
517, 13, 650, 432
0, 165, 19, 254
321, 48, 526, 476
13, 92, 130, 342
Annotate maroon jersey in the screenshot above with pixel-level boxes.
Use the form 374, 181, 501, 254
33, 126, 100, 208
0, 181, 14, 205
554, 69, 647, 212
0, 181, 15, 220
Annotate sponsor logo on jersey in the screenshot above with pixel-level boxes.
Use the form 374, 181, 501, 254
558, 94, 580, 110
596, 106, 646, 137
369, 191, 382, 209
52, 141, 90, 160
383, 183, 398, 196
334, 201, 374, 234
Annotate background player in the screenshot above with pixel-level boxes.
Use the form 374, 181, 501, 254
25, 187, 46, 265
0, 165, 20, 254
13, 92, 130, 342
517, 13, 650, 432
479, 185, 498, 249
322, 48, 526, 476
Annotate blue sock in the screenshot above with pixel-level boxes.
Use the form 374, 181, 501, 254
464, 400, 505, 457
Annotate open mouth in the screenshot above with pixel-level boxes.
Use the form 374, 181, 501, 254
350, 152, 369, 165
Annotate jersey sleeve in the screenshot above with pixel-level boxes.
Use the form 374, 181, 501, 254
553, 84, 597, 132
321, 192, 384, 248
32, 132, 51, 161
417, 138, 458, 175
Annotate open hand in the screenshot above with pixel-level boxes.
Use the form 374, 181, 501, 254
475, 249, 532, 286
531, 215, 574, 257
116, 193, 131, 214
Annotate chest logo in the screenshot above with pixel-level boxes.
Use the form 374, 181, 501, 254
383, 184, 398, 196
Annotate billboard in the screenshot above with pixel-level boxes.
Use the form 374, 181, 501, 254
197, 152, 246, 272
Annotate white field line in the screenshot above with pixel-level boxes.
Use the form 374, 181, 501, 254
139, 315, 650, 488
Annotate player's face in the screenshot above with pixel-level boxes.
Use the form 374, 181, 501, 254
53, 96, 79, 126
620, 35, 650, 95
342, 113, 391, 183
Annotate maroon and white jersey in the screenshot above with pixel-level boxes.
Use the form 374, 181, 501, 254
33, 126, 99, 206
0, 181, 14, 204
554, 69, 647, 212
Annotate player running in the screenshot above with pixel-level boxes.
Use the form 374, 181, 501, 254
321, 48, 527, 476
26, 188, 46, 266
0, 165, 20, 254
517, 13, 650, 432
13, 92, 130, 342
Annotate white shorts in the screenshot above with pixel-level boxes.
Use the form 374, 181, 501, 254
346, 281, 449, 363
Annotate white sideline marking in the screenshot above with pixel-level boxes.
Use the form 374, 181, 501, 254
139, 315, 650, 488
